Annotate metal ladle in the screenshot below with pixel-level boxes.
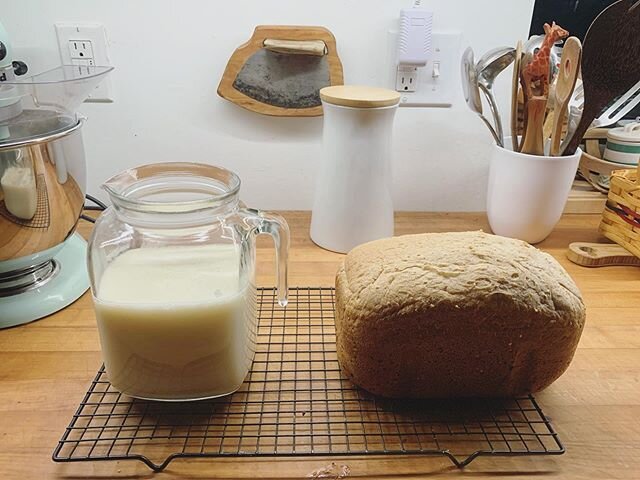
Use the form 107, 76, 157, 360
475, 47, 516, 148
461, 47, 501, 145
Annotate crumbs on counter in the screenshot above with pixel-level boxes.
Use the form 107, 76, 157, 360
307, 462, 351, 479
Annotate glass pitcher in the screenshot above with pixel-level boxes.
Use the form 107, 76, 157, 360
88, 163, 289, 401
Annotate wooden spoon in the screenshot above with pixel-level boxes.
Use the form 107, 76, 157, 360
562, 0, 640, 155
511, 40, 523, 151
520, 96, 546, 155
542, 90, 556, 142
550, 37, 582, 156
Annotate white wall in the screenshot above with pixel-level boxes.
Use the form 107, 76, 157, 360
3, 0, 534, 211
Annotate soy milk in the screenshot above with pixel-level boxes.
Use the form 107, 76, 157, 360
94, 244, 256, 400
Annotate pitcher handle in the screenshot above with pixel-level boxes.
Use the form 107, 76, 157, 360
242, 208, 290, 306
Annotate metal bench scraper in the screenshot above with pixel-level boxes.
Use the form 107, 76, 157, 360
217, 26, 343, 116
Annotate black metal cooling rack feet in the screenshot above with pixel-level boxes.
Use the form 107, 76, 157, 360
53, 287, 564, 472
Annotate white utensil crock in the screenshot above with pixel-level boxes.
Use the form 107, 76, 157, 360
311, 87, 399, 253
487, 138, 582, 244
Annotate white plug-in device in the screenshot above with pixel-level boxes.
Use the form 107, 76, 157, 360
395, 2, 433, 93
398, 7, 433, 66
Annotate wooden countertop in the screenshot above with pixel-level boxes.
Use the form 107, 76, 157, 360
1, 212, 638, 479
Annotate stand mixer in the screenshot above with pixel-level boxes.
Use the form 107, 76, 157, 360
0, 20, 112, 327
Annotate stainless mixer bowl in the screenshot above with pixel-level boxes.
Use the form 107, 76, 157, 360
0, 111, 86, 293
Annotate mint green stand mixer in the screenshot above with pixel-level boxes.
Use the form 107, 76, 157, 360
0, 20, 113, 327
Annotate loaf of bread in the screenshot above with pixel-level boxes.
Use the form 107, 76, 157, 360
335, 231, 585, 398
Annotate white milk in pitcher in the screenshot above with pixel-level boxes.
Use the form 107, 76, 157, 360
94, 244, 256, 401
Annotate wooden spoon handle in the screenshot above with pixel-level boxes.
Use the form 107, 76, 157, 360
511, 41, 523, 151
521, 96, 546, 155
550, 105, 567, 156
543, 107, 555, 141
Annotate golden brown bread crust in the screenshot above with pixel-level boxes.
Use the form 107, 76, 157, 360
335, 231, 586, 398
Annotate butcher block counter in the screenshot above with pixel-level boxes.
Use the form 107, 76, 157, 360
0, 212, 638, 479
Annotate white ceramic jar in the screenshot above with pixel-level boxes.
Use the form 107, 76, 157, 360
310, 85, 400, 253
603, 122, 640, 165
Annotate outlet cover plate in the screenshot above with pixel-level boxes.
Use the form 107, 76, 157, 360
55, 23, 113, 102
387, 30, 461, 107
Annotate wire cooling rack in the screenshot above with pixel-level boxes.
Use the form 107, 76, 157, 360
53, 287, 564, 472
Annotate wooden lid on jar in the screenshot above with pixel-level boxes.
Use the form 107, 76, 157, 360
320, 85, 400, 108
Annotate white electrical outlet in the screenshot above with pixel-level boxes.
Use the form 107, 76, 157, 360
396, 66, 418, 92
387, 31, 461, 107
68, 39, 94, 60
55, 23, 113, 102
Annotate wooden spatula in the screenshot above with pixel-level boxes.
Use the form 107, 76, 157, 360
550, 37, 582, 156
562, 0, 640, 155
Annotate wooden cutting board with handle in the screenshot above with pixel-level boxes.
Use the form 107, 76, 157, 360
567, 242, 640, 267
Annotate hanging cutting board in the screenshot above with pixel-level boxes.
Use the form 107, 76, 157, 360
217, 26, 344, 117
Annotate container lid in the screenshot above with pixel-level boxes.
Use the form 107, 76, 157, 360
607, 122, 640, 143
320, 85, 400, 108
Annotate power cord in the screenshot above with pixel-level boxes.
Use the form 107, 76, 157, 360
81, 194, 107, 224
85, 193, 107, 210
